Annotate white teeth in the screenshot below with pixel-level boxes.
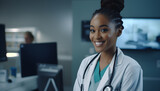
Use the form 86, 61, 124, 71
95, 42, 103, 46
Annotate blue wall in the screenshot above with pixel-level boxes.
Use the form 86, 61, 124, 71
72, 0, 160, 90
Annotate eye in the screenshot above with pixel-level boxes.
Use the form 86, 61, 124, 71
90, 29, 95, 33
101, 29, 108, 33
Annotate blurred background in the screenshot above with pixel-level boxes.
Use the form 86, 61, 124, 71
0, 0, 160, 91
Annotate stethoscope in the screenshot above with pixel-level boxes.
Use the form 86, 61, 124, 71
81, 48, 118, 91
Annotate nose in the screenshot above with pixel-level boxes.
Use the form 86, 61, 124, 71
94, 31, 102, 40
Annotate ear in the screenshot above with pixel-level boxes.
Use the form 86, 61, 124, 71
116, 27, 123, 37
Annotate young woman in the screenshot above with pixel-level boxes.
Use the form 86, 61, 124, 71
73, 2, 143, 91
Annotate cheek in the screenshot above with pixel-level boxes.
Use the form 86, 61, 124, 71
108, 33, 112, 38
108, 30, 115, 38
89, 33, 93, 41
108, 33, 117, 45
102, 33, 115, 44
102, 33, 109, 40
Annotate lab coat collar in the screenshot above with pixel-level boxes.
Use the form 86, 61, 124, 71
83, 53, 101, 91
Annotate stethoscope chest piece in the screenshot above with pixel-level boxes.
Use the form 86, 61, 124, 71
103, 85, 113, 91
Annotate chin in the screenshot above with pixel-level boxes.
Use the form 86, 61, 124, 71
94, 48, 104, 53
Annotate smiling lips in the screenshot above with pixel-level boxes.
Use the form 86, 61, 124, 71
94, 41, 105, 47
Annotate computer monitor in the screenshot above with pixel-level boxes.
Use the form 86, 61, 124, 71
117, 18, 160, 50
0, 24, 7, 62
20, 42, 57, 77
38, 64, 63, 91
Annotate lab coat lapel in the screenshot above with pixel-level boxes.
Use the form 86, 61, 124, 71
84, 54, 101, 91
97, 54, 116, 91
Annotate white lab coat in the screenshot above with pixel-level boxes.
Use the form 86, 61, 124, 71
73, 48, 143, 91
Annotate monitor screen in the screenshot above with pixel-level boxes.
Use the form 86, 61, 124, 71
20, 42, 57, 77
117, 18, 160, 49
0, 24, 7, 62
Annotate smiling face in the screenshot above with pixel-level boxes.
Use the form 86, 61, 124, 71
90, 14, 119, 53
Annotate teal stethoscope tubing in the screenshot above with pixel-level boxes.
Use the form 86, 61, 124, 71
81, 48, 118, 91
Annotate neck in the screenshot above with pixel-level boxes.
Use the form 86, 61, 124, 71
99, 46, 117, 71
100, 47, 116, 61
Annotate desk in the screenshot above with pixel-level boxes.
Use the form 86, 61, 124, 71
0, 75, 38, 91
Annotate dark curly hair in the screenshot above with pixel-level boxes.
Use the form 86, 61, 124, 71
91, 0, 124, 30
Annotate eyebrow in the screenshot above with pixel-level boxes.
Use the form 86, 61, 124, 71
99, 25, 109, 27
90, 25, 109, 28
90, 25, 94, 28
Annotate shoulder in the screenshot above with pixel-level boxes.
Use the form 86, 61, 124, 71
120, 54, 143, 78
123, 55, 142, 70
117, 48, 142, 73
119, 54, 143, 91
119, 50, 143, 81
